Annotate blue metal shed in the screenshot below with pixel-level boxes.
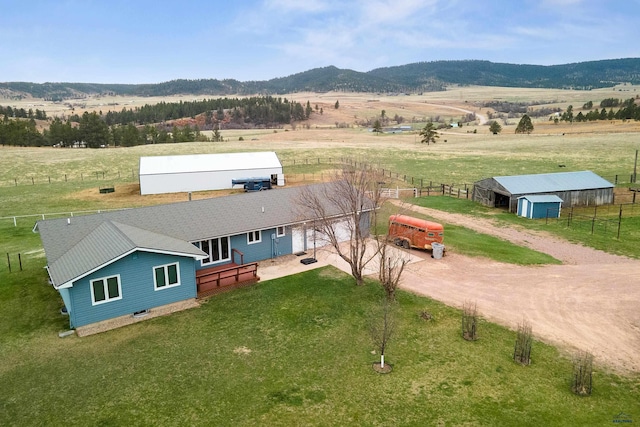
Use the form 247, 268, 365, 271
517, 195, 564, 219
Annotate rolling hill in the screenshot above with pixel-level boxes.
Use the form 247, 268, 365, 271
1, 58, 639, 100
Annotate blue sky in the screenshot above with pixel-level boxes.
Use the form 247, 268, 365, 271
1, 0, 639, 84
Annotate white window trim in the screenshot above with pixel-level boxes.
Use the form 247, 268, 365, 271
276, 226, 285, 237
90, 274, 122, 306
199, 237, 231, 266
153, 262, 181, 291
247, 230, 262, 245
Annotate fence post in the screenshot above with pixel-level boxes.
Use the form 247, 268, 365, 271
7, 253, 11, 273
615, 175, 618, 184
18, 253, 22, 271
618, 205, 622, 239
31, 177, 34, 185
65, 174, 67, 182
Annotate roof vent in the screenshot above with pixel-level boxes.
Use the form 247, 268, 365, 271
67, 218, 71, 225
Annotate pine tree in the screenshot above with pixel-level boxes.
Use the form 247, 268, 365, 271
489, 121, 502, 134
515, 114, 534, 134
419, 122, 439, 144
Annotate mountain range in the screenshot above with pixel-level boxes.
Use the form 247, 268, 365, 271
1, 58, 639, 101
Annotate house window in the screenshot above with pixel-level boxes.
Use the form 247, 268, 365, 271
276, 226, 285, 237
247, 230, 261, 244
153, 262, 180, 290
91, 275, 122, 305
197, 237, 230, 266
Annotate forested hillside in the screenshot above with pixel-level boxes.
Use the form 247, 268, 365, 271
2, 59, 639, 100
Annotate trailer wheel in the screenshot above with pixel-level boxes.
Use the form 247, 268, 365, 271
402, 240, 410, 250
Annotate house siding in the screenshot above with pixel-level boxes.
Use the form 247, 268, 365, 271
230, 227, 293, 263
67, 251, 197, 328
196, 227, 294, 269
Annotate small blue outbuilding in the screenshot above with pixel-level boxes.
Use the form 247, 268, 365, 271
517, 195, 564, 219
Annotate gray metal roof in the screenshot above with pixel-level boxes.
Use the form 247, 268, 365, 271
493, 171, 613, 195
517, 195, 564, 203
42, 220, 207, 288
36, 183, 356, 288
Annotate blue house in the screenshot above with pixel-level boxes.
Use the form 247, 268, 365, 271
35, 183, 368, 336
517, 195, 564, 219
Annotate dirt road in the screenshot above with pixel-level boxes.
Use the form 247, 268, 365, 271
422, 102, 488, 125
391, 200, 640, 374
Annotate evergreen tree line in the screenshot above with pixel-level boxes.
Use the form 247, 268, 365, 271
70, 96, 310, 128
0, 105, 47, 120
1, 96, 313, 147
559, 98, 640, 123
0, 112, 211, 148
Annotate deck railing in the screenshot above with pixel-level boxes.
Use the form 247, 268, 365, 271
196, 263, 259, 296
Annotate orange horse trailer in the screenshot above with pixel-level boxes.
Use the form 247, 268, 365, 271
388, 214, 444, 250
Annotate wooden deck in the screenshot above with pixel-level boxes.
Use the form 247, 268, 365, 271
196, 262, 260, 298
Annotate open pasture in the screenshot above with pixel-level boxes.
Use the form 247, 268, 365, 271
1, 87, 640, 425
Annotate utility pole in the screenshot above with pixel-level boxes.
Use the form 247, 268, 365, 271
634, 149, 638, 183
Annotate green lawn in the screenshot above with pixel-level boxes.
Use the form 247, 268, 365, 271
1, 141, 640, 425
1, 267, 638, 426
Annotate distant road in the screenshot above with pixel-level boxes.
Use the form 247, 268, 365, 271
423, 103, 488, 125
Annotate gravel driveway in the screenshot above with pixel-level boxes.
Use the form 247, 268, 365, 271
391, 200, 640, 374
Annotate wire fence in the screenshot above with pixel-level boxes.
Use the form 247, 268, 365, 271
542, 203, 640, 239
1, 155, 636, 190
0, 208, 131, 227
0, 170, 139, 187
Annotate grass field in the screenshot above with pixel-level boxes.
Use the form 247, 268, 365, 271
2, 267, 639, 426
1, 88, 640, 424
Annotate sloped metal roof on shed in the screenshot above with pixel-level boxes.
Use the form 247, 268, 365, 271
494, 171, 613, 195
517, 195, 564, 203
139, 151, 282, 176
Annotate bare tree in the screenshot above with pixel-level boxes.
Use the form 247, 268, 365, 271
297, 165, 383, 285
513, 318, 533, 365
462, 301, 478, 341
370, 298, 396, 370
377, 237, 409, 300
572, 351, 594, 396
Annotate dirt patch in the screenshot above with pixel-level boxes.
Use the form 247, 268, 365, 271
391, 201, 640, 374
66, 183, 247, 208
234, 346, 252, 355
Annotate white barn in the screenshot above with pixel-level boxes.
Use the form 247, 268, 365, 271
139, 151, 284, 195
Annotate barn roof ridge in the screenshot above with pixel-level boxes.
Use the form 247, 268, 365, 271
491, 170, 613, 195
